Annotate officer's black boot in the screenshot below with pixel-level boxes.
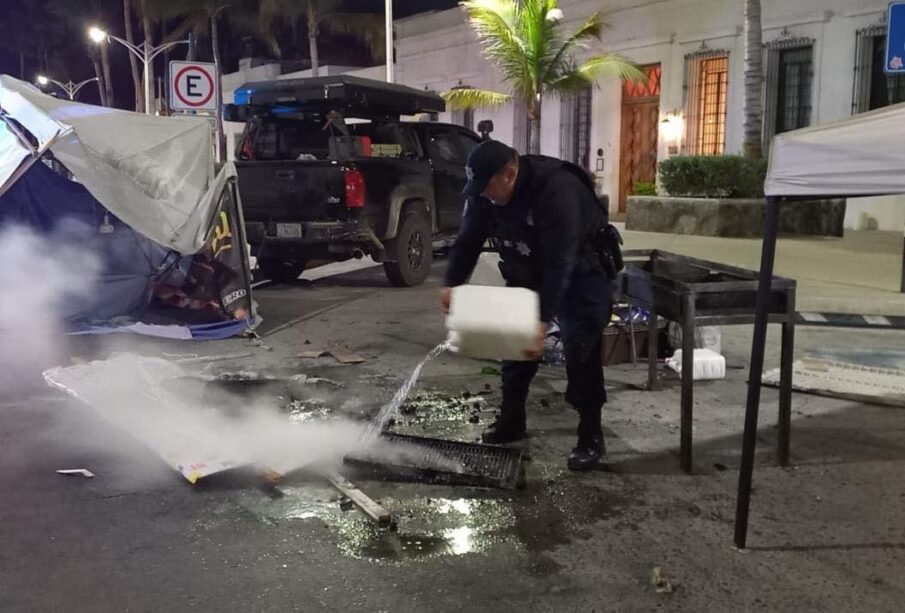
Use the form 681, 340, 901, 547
483, 360, 536, 444
482, 406, 527, 444
567, 405, 604, 471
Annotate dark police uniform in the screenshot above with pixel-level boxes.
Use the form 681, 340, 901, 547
445, 154, 615, 453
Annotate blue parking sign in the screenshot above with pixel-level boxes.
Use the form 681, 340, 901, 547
887, 2, 905, 74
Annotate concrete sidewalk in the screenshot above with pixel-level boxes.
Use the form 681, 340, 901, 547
618, 226, 905, 316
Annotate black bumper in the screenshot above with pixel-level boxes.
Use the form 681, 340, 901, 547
246, 220, 361, 246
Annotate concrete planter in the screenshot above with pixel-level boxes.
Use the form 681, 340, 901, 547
625, 196, 846, 238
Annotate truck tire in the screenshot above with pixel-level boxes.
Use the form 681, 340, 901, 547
383, 212, 433, 287
258, 257, 306, 284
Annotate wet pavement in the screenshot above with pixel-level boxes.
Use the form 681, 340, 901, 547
3, 261, 905, 611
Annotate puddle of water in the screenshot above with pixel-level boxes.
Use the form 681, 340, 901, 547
236, 486, 520, 563
333, 496, 519, 562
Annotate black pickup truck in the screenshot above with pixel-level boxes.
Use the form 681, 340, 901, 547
226, 76, 489, 286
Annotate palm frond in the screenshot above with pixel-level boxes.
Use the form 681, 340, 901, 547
542, 12, 603, 82
461, 1, 531, 91
547, 53, 644, 92
442, 88, 512, 110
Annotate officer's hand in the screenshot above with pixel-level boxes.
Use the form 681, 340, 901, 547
440, 287, 452, 315
523, 322, 547, 360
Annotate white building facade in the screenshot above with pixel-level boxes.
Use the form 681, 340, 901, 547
222, 0, 905, 229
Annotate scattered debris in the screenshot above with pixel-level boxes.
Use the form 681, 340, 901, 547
168, 352, 255, 365
298, 350, 327, 359
56, 469, 94, 478
468, 414, 480, 424
651, 566, 675, 594
481, 366, 501, 376
339, 496, 354, 511
322, 470, 393, 527
329, 347, 367, 364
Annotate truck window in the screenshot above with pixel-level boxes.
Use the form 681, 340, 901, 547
455, 130, 480, 160
427, 129, 466, 165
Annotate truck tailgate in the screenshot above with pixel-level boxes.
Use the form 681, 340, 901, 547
235, 160, 347, 222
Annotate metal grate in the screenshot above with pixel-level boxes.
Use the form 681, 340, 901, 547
696, 56, 728, 155
344, 433, 525, 489
870, 35, 905, 110
776, 46, 813, 134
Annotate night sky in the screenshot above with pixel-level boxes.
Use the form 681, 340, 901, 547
0, 0, 461, 108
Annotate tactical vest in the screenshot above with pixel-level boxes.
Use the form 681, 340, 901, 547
490, 156, 607, 289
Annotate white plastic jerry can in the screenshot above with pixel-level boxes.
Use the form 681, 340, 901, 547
445, 285, 540, 362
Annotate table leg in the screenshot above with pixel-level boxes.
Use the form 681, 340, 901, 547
681, 295, 695, 474
778, 289, 796, 466
647, 308, 658, 391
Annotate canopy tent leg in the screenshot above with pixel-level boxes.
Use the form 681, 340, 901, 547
900, 228, 904, 293
734, 197, 781, 550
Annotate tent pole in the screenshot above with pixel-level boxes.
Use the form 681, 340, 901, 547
900, 227, 904, 293
734, 196, 781, 550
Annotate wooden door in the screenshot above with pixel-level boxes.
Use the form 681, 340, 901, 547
619, 64, 662, 213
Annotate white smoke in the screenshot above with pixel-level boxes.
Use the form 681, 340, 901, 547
0, 224, 101, 395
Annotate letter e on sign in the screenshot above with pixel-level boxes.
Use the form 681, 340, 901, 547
169, 61, 218, 111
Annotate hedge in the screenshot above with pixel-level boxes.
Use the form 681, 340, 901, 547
658, 155, 768, 199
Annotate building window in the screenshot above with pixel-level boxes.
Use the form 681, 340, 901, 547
684, 52, 729, 155
560, 86, 592, 170
854, 27, 905, 113
869, 35, 905, 109
776, 46, 813, 133
763, 38, 815, 144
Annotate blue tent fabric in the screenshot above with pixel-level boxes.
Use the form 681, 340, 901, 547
0, 160, 246, 339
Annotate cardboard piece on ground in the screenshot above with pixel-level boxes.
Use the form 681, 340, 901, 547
328, 348, 367, 364
298, 350, 328, 359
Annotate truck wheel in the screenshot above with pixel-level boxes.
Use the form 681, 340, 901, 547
383, 213, 433, 287
258, 257, 306, 284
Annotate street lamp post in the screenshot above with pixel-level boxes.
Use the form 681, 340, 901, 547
385, 0, 394, 83
36, 75, 100, 101
89, 26, 189, 115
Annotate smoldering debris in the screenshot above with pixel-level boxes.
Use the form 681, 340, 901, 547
44, 353, 369, 482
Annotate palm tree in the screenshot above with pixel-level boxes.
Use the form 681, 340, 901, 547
444, 0, 642, 154
123, 0, 144, 111
742, 0, 764, 159
45, 0, 115, 107
259, 0, 385, 77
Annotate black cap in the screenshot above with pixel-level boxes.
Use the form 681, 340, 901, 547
463, 140, 516, 197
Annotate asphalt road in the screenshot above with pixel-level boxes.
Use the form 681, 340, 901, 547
2, 260, 905, 612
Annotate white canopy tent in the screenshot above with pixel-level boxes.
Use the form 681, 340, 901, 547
735, 101, 905, 549
0, 75, 223, 255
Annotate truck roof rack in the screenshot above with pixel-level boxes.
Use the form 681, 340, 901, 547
232, 75, 446, 117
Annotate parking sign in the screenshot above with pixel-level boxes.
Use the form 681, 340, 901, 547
169, 61, 218, 111
886, 2, 905, 74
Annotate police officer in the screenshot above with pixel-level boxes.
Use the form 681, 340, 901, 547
440, 140, 615, 472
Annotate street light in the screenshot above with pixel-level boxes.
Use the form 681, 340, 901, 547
89, 26, 190, 115
36, 74, 100, 101
385, 0, 394, 83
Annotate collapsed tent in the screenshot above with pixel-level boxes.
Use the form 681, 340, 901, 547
0, 75, 253, 339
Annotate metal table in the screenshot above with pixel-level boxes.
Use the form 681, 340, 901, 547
619, 250, 798, 473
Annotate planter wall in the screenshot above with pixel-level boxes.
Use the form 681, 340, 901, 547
625, 196, 846, 238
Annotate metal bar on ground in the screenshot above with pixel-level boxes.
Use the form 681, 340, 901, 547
322, 470, 393, 527
734, 197, 782, 550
